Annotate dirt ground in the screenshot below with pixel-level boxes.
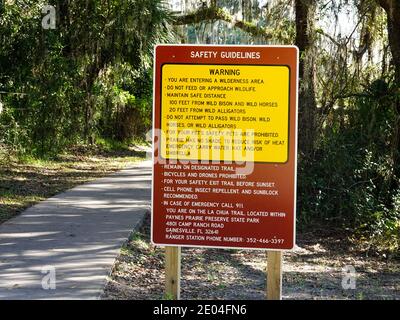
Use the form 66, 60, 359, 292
102, 213, 400, 300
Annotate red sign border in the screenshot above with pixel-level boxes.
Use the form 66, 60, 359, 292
151, 44, 299, 252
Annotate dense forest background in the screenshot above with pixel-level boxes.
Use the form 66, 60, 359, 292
0, 0, 399, 253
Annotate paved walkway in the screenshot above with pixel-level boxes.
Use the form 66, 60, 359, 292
0, 160, 151, 300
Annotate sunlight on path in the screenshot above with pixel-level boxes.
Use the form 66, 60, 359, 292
0, 161, 151, 300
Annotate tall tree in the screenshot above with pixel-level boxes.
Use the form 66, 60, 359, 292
377, 0, 400, 83
295, 0, 317, 158
376, 0, 400, 180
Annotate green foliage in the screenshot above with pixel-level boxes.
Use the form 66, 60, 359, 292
0, 0, 173, 157
298, 78, 400, 252
94, 63, 154, 142
95, 137, 133, 152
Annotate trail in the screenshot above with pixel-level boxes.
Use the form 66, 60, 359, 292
0, 161, 151, 300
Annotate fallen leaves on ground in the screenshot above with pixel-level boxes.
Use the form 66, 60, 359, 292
103, 214, 400, 300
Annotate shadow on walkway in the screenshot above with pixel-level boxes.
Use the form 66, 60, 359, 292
0, 161, 151, 300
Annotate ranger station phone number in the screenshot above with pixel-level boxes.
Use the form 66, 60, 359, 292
246, 237, 285, 244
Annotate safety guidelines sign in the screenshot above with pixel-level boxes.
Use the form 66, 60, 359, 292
152, 45, 298, 250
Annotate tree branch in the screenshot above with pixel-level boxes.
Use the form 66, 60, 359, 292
173, 7, 272, 41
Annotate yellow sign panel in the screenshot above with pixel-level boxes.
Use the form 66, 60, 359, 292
160, 64, 290, 163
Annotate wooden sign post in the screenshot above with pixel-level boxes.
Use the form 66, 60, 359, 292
152, 44, 298, 300
267, 251, 283, 300
165, 246, 181, 300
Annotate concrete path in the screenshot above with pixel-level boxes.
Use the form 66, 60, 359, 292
0, 160, 152, 300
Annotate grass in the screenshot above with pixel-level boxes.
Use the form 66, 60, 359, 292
0, 144, 147, 224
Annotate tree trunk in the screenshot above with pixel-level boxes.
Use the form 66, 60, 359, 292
295, 0, 317, 159
377, 0, 400, 180
56, 0, 72, 56
378, 0, 400, 83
